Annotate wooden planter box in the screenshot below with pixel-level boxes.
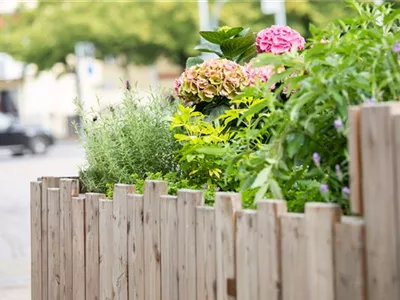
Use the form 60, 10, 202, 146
30, 103, 400, 300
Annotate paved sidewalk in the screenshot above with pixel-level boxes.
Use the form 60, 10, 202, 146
0, 285, 30, 300
0, 141, 84, 299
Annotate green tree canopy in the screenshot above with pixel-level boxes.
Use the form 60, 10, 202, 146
0, 0, 356, 72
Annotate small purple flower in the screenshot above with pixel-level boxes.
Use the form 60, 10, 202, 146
320, 184, 329, 193
126, 80, 131, 91
215, 187, 221, 192
335, 164, 343, 180
312, 152, 321, 167
365, 97, 376, 104
202, 184, 208, 190
334, 119, 343, 130
342, 186, 350, 198
393, 42, 400, 53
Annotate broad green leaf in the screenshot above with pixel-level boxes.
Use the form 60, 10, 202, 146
196, 147, 226, 156
251, 166, 272, 189
199, 27, 244, 44
220, 34, 256, 60
269, 178, 283, 199
186, 57, 204, 68
194, 43, 223, 56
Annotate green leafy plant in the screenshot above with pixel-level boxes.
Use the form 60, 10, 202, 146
186, 26, 256, 68
76, 87, 180, 193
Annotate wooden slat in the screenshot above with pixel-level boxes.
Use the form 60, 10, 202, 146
143, 181, 168, 300
85, 193, 104, 300
41, 176, 60, 300
31, 181, 42, 300
60, 179, 79, 300
113, 184, 134, 300
215, 192, 242, 300
177, 190, 204, 300
334, 217, 366, 300
360, 104, 400, 299
348, 106, 363, 215
281, 213, 307, 300
160, 195, 179, 300
128, 194, 145, 300
99, 199, 113, 300
72, 196, 86, 300
257, 200, 287, 299
236, 210, 258, 300
48, 188, 61, 300
196, 206, 216, 300
305, 203, 341, 300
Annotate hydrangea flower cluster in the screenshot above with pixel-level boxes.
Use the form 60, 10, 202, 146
175, 59, 250, 104
256, 25, 305, 54
244, 63, 275, 86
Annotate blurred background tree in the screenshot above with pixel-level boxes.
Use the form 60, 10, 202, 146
0, 0, 364, 73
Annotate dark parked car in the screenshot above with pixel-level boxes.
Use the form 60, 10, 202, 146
0, 112, 54, 156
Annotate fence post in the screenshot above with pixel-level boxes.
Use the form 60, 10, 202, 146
128, 194, 145, 300
72, 196, 86, 300
177, 189, 204, 300
143, 181, 168, 300
41, 176, 60, 300
348, 106, 363, 215
196, 206, 217, 300
305, 203, 341, 300
257, 200, 286, 299
281, 213, 306, 300
160, 195, 179, 300
85, 193, 104, 300
236, 210, 258, 300
334, 216, 366, 300
99, 199, 113, 300
31, 181, 42, 300
113, 184, 134, 300
215, 192, 242, 300
60, 179, 79, 300
48, 188, 61, 300
360, 104, 400, 299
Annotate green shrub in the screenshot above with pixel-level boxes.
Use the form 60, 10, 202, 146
76, 88, 180, 193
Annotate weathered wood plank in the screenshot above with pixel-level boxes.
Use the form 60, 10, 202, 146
360, 104, 400, 299
305, 203, 341, 300
48, 188, 61, 300
72, 196, 86, 300
143, 181, 168, 300
60, 179, 79, 300
177, 189, 204, 300
113, 184, 134, 300
236, 210, 258, 300
41, 176, 60, 300
334, 216, 366, 300
348, 106, 363, 215
85, 193, 104, 300
196, 206, 216, 300
257, 200, 286, 300
160, 195, 179, 300
99, 199, 113, 300
128, 194, 145, 300
31, 181, 42, 300
215, 192, 242, 300
281, 213, 307, 300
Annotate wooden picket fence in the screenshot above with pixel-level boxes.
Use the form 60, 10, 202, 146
31, 102, 400, 300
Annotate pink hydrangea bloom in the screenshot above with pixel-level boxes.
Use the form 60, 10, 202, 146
256, 25, 305, 54
244, 63, 275, 86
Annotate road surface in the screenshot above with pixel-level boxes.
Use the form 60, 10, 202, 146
0, 140, 84, 299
